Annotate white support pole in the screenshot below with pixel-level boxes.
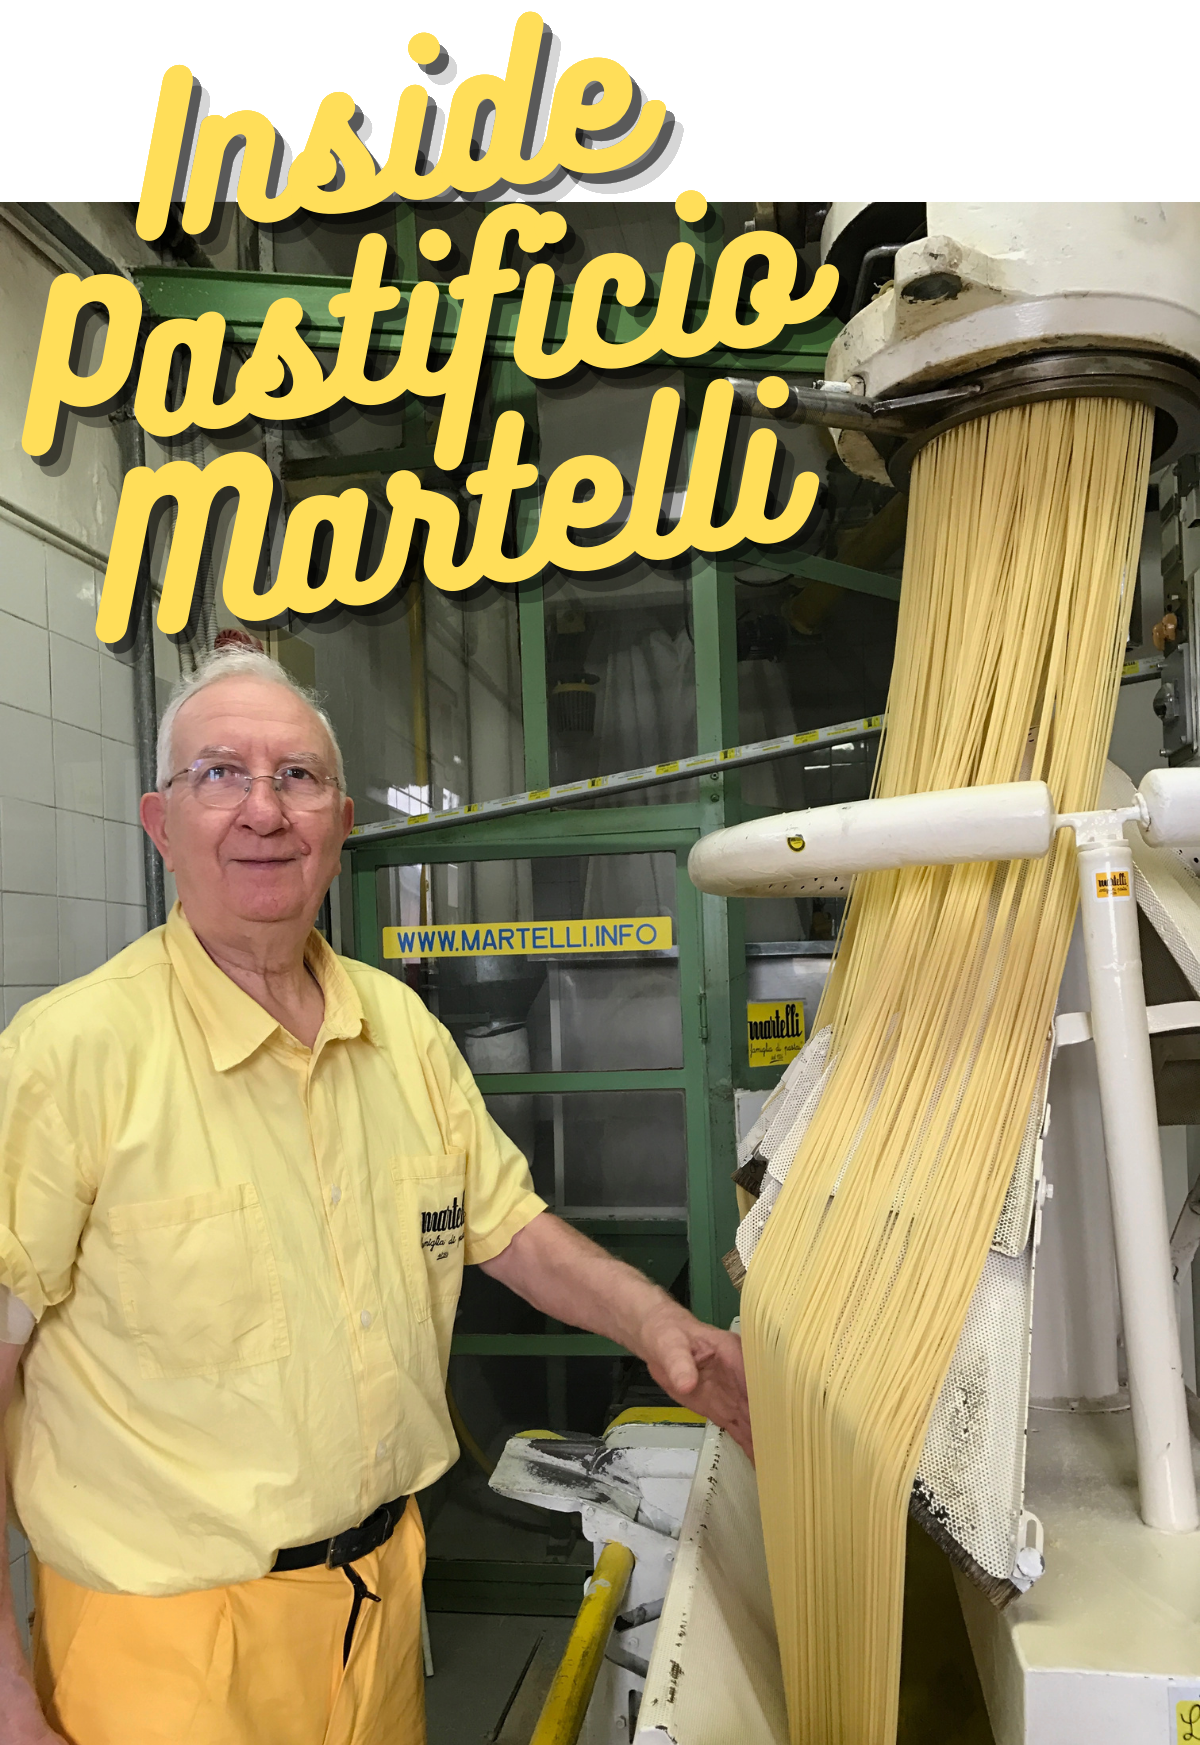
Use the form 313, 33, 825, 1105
1073, 825, 1198, 1532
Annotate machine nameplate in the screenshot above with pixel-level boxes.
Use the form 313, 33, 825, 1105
1095, 870, 1132, 899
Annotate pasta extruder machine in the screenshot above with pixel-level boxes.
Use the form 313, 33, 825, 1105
486, 207, 1200, 1745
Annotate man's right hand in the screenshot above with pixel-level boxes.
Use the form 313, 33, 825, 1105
0, 1674, 67, 1745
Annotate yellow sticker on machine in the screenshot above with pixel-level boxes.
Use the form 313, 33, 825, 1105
747, 1000, 806, 1068
382, 916, 674, 959
1175, 1695, 1200, 1742
1095, 869, 1131, 900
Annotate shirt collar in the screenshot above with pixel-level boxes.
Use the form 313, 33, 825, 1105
164, 903, 366, 1073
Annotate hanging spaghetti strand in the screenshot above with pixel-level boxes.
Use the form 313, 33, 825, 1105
743, 397, 1154, 1745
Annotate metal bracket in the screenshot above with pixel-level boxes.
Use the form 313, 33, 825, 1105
1010, 1511, 1045, 1593
730, 349, 1200, 490
1055, 1000, 1200, 1053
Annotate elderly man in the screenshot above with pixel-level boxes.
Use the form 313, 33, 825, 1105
0, 647, 750, 1745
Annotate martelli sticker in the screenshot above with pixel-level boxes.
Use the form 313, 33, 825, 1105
383, 917, 673, 959
1094, 870, 1131, 900
747, 1000, 806, 1069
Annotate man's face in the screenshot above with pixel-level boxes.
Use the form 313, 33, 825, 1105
140, 676, 354, 936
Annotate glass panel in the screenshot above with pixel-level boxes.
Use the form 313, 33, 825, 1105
424, 583, 525, 813
376, 853, 682, 1069
549, 962, 682, 1072
736, 570, 894, 806
543, 566, 697, 795
538, 371, 697, 798
486, 1090, 687, 1217
734, 458, 901, 882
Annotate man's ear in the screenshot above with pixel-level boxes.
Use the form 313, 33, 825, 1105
139, 791, 175, 871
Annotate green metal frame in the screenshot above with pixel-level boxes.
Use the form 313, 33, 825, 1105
349, 801, 735, 1334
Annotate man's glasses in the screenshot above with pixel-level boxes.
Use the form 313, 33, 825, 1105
164, 759, 343, 812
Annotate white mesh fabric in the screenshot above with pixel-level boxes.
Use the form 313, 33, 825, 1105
735, 1028, 835, 1272
991, 1037, 1051, 1257
912, 1244, 1036, 1581
736, 1025, 1050, 1587
738, 1029, 1047, 1265
736, 1025, 835, 1174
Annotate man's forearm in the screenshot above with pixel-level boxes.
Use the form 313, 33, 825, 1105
480, 1211, 683, 1356
480, 1211, 753, 1458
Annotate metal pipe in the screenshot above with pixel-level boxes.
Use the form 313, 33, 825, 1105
1073, 824, 1198, 1531
725, 374, 983, 435
530, 1539, 634, 1745
346, 714, 884, 848
110, 405, 166, 928
687, 780, 1056, 897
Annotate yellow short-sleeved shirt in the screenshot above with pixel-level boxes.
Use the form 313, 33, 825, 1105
0, 903, 546, 1597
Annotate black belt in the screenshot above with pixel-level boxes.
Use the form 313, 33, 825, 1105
272, 1497, 408, 1666
272, 1496, 408, 1573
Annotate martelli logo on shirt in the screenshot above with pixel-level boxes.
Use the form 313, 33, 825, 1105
421, 1197, 466, 1235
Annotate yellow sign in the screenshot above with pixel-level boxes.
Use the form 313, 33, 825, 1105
1094, 869, 1131, 900
747, 1000, 806, 1069
382, 917, 673, 960
1177, 1697, 1200, 1742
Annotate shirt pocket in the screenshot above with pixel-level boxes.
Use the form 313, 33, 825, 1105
108, 1183, 290, 1379
389, 1153, 467, 1325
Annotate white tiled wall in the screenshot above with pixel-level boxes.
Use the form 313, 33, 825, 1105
0, 516, 147, 1029
0, 211, 158, 1659
1, 515, 148, 1652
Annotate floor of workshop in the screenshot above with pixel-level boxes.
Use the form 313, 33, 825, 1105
422, 1520, 995, 1744
425, 1613, 573, 1744
421, 1454, 588, 1744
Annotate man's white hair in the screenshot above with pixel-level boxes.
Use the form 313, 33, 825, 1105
155, 648, 346, 790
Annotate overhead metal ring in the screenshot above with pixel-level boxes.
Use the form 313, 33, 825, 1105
880, 350, 1200, 488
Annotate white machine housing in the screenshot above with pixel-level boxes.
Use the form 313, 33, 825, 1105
821, 204, 1200, 485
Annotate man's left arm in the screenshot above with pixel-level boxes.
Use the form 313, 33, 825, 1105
481, 1211, 753, 1460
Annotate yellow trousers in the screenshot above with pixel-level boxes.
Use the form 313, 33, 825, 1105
32, 1498, 427, 1745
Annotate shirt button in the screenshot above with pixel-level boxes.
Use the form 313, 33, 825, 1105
360, 1310, 373, 1329
330, 1186, 342, 1207
376, 1441, 387, 1461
